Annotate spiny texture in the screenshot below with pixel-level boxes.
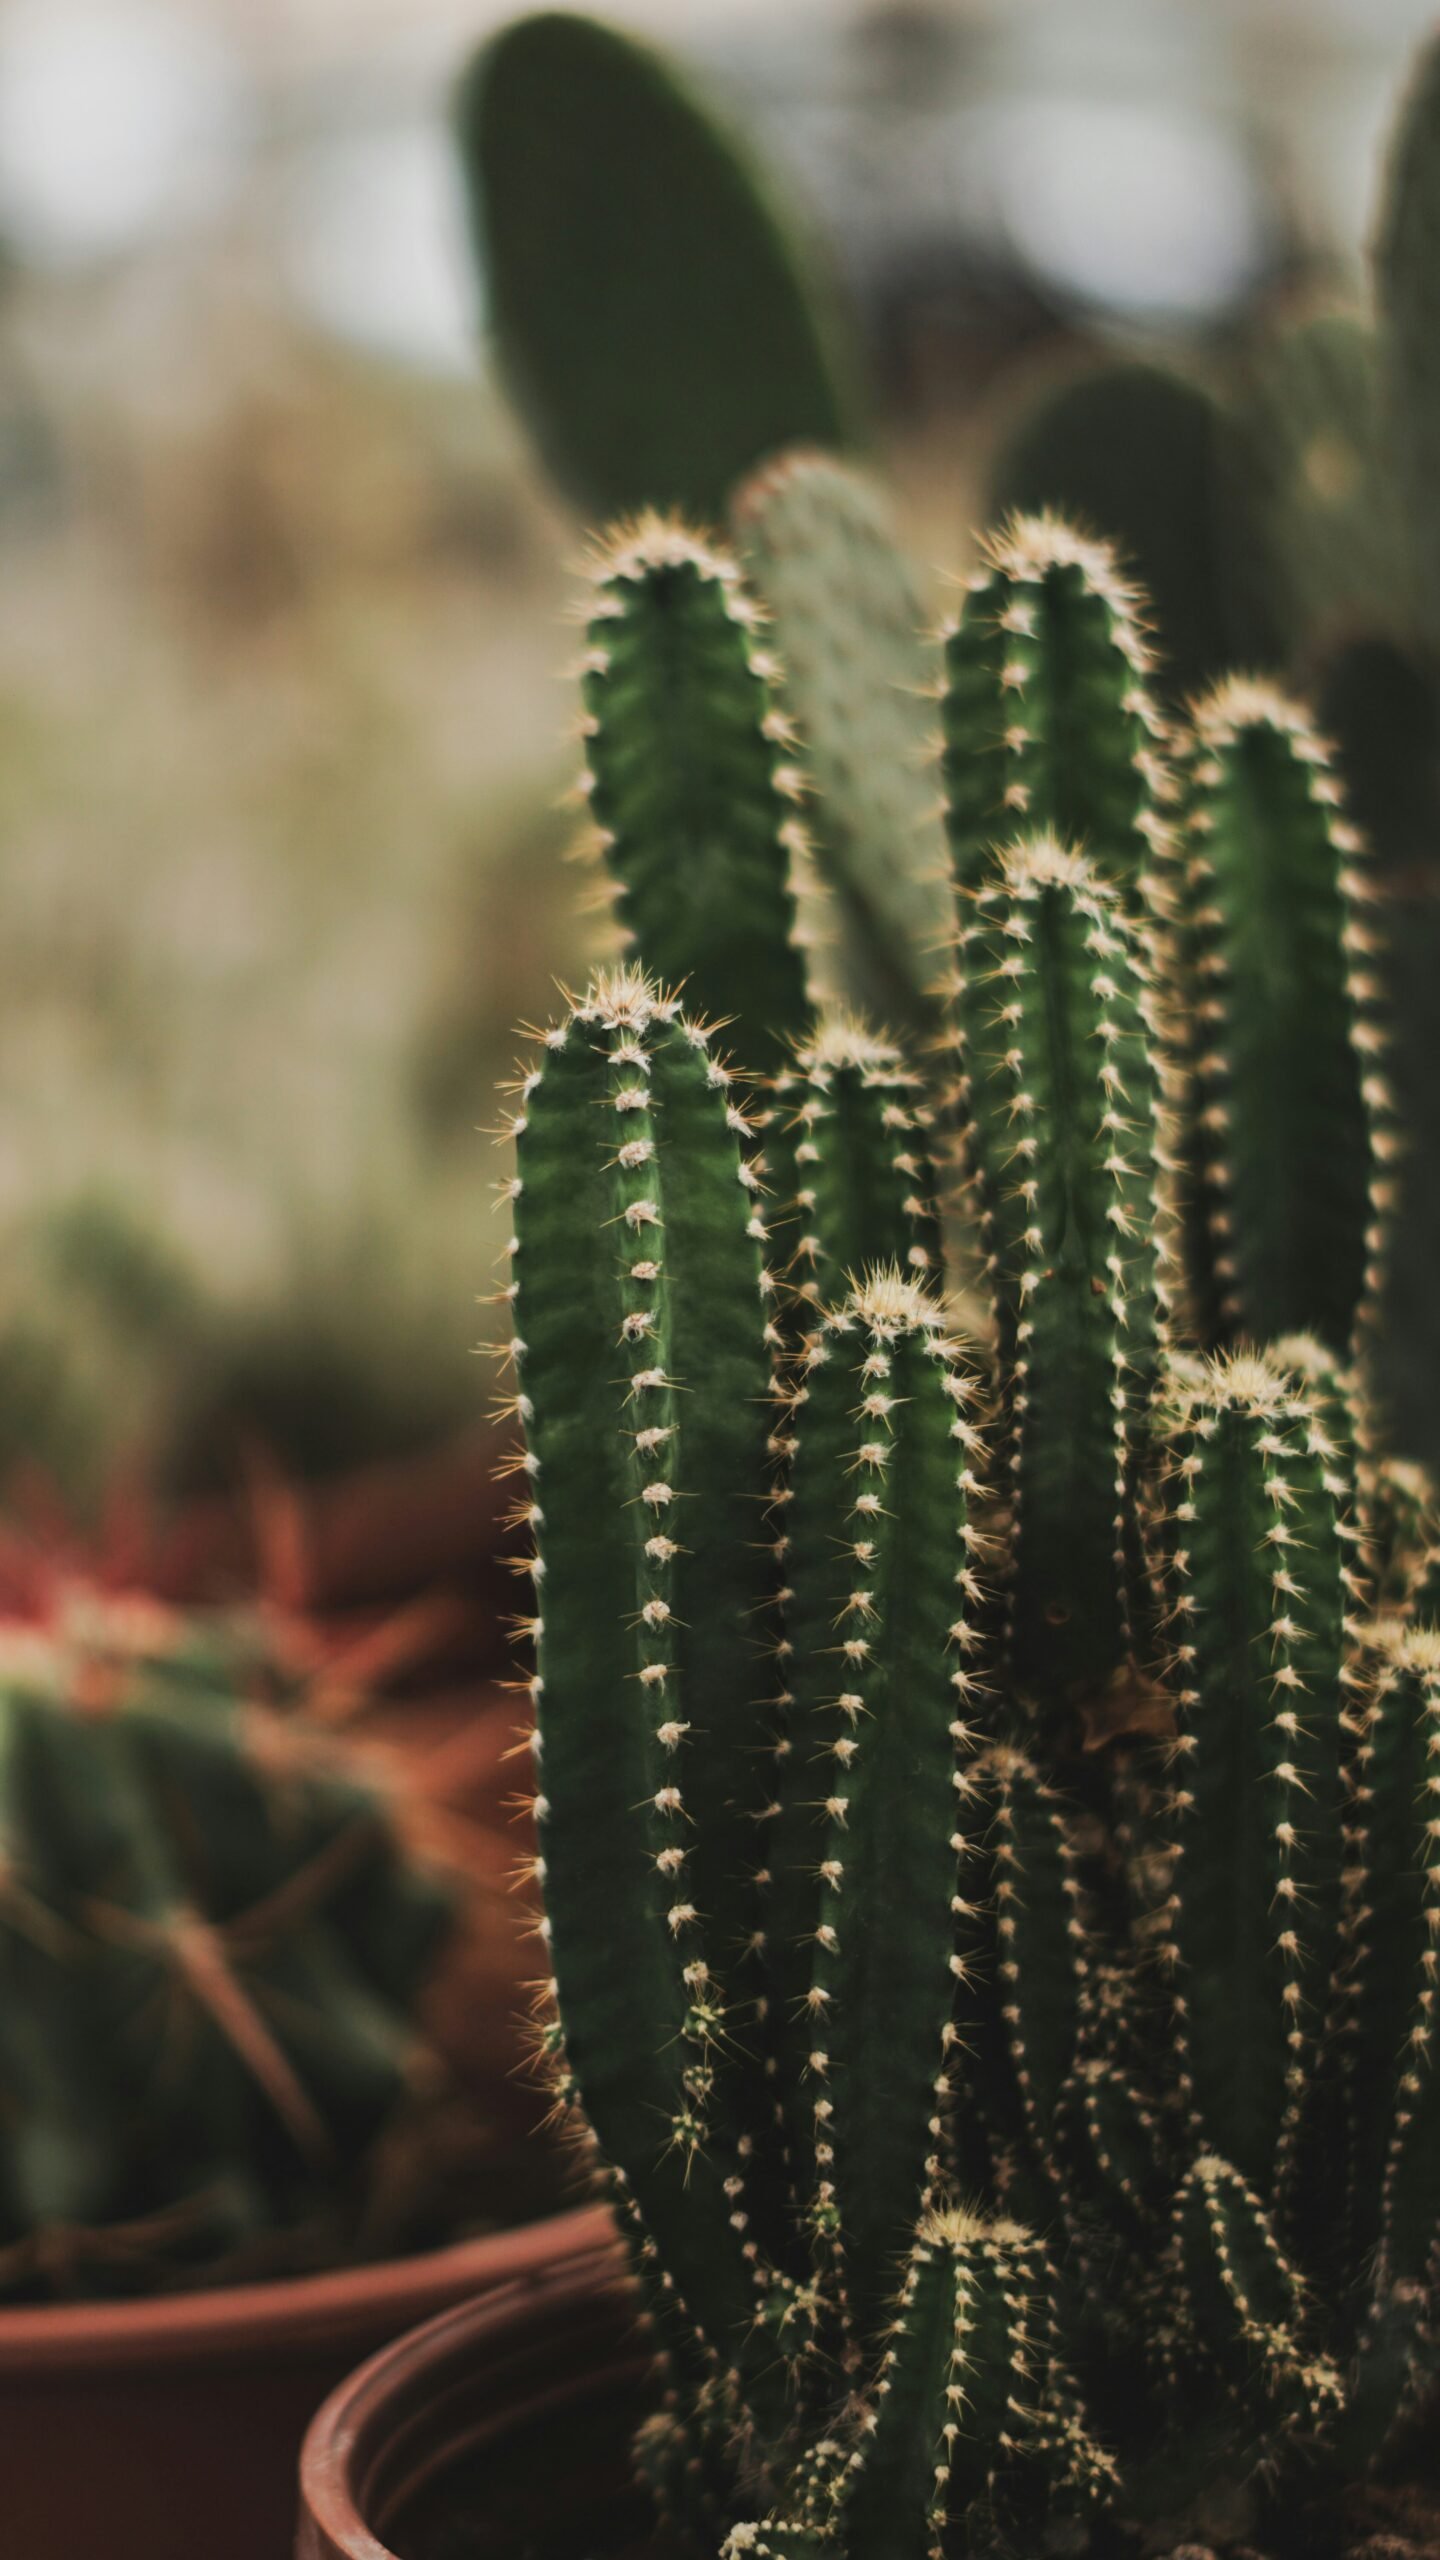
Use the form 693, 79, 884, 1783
0, 1597, 452, 2298
580, 519, 811, 1070
732, 450, 948, 1027
947, 837, 1165, 1702
507, 970, 774, 2357
770, 1014, 941, 1322
1165, 678, 1390, 1356
769, 1280, 984, 2338
1146, 1352, 1351, 2208
500, 495, 1438, 2559
939, 515, 1174, 903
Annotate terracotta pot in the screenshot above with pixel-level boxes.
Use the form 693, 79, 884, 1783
296, 2218, 648, 2560
0, 2204, 610, 2560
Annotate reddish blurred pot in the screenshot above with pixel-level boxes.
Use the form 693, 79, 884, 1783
296, 2219, 646, 2560
0, 2204, 609, 2560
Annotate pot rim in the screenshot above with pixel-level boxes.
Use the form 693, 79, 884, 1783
298, 2223, 631, 2560
0, 2201, 612, 2377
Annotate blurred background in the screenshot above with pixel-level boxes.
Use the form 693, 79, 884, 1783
0, 0, 1431, 1523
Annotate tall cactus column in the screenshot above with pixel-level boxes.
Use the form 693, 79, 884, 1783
945, 837, 1166, 1708
507, 969, 776, 2361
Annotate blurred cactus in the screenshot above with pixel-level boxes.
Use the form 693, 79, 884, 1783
498, 484, 1439, 2554
1377, 26, 1440, 661
731, 450, 946, 1028
455, 12, 856, 523
0, 1589, 457, 2298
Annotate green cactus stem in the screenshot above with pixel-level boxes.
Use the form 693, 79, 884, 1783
455, 12, 855, 524
1167, 677, 1389, 1355
838, 2210, 1114, 2560
578, 518, 812, 1072
1339, 1621, 1440, 2298
951, 1743, 1093, 2218
770, 1015, 941, 1322
939, 517, 1174, 904
985, 360, 1250, 702
1376, 25, 1440, 658
946, 835, 1165, 1705
1160, 2153, 1345, 2442
732, 450, 948, 1027
778, 1276, 986, 2337
507, 968, 776, 2355
1148, 1351, 1351, 2211
0, 1606, 451, 2293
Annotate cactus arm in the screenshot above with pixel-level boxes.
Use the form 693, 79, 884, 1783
731, 451, 949, 1027
948, 837, 1163, 1703
780, 1017, 941, 1322
795, 1280, 985, 2336
1168, 681, 1389, 1355
1161, 2154, 1344, 2440
510, 973, 771, 2352
581, 520, 811, 1070
754, 1315, 865, 2205
951, 1744, 1092, 2208
1149, 1354, 1348, 2209
939, 517, 1172, 903
837, 2212, 1114, 2560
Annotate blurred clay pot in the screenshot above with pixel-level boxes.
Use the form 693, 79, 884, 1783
0, 2204, 609, 2560
295, 2218, 648, 2560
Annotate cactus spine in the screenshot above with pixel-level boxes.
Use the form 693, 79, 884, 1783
500, 494, 1438, 2556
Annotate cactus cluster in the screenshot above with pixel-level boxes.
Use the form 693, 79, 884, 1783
0, 1583, 457, 2298
498, 497, 1439, 2556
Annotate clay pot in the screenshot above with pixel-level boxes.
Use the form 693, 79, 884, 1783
0, 2204, 610, 2560
296, 2216, 648, 2560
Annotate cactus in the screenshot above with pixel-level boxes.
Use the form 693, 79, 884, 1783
1376, 25, 1440, 661
0, 1589, 456, 2297
731, 451, 948, 1029
1163, 678, 1389, 1358
454, 13, 855, 524
938, 517, 1173, 906
578, 518, 811, 1072
498, 494, 1440, 2558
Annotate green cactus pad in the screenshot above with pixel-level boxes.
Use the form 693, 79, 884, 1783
580, 517, 811, 1069
455, 12, 855, 524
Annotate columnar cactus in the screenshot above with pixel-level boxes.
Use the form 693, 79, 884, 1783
498, 504, 1439, 2556
0, 1590, 455, 2296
